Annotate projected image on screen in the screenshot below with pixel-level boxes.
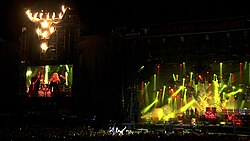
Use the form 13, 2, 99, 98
26, 64, 73, 97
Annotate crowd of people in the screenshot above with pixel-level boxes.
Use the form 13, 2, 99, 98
0, 125, 249, 141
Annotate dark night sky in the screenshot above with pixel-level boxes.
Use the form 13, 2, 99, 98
1, 0, 250, 41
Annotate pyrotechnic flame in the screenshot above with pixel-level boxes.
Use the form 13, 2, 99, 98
25, 5, 68, 51
40, 42, 48, 52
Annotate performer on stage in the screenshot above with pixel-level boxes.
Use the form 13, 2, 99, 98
28, 70, 42, 97
49, 72, 61, 97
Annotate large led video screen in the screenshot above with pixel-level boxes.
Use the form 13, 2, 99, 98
26, 64, 73, 97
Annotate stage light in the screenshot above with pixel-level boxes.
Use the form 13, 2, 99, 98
26, 70, 32, 76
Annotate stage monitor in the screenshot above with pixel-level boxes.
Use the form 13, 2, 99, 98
26, 64, 73, 97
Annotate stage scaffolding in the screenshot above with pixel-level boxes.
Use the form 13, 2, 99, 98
111, 16, 250, 123
18, 8, 81, 96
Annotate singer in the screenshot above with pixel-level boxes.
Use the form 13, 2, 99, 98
28, 70, 42, 97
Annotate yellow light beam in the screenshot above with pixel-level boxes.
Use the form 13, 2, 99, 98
141, 99, 158, 114
172, 86, 185, 97
180, 99, 196, 112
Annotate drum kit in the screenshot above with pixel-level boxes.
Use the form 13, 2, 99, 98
38, 84, 51, 97
28, 84, 71, 97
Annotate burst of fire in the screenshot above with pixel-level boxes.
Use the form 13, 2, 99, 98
25, 5, 68, 51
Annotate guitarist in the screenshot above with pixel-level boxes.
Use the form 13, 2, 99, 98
28, 70, 42, 97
